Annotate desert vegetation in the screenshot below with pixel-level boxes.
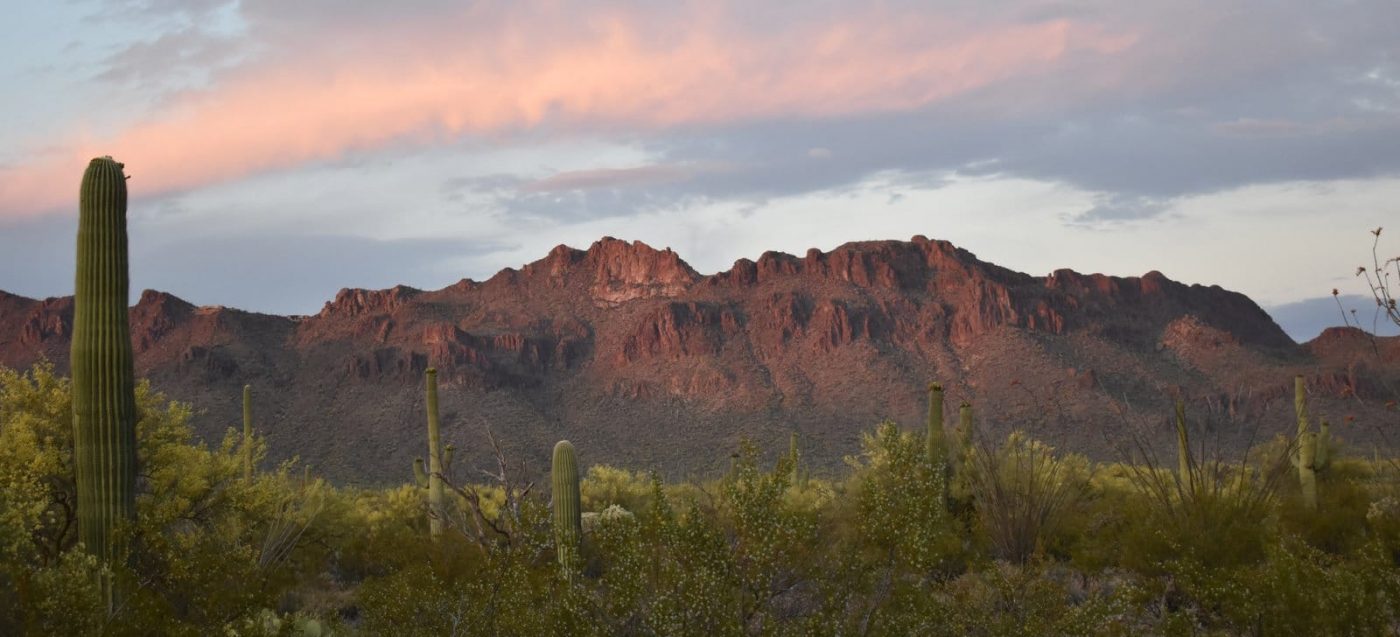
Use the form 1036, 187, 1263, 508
4, 359, 1400, 635
4, 159, 1400, 635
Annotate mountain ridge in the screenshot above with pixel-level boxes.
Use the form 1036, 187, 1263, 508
2, 235, 1395, 485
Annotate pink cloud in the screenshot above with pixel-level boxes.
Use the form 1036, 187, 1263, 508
0, 4, 1135, 217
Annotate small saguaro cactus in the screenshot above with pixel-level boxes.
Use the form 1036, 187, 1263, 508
425, 368, 445, 538
413, 457, 428, 488
552, 440, 582, 577
957, 402, 975, 462
72, 156, 138, 605
950, 401, 976, 502
788, 432, 803, 486
1293, 374, 1331, 508
243, 384, 254, 482
1316, 419, 1332, 471
926, 382, 946, 469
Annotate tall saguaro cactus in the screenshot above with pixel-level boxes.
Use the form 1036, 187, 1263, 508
425, 368, 445, 538
71, 157, 138, 584
552, 440, 582, 577
243, 384, 254, 482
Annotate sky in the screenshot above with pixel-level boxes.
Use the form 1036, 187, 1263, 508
1, 1, 1398, 342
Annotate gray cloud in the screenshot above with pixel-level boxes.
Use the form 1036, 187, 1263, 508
1066, 194, 1172, 226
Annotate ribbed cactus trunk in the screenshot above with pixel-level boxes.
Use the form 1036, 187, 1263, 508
243, 384, 254, 482
71, 157, 138, 602
425, 368, 445, 538
552, 440, 582, 578
1175, 399, 1193, 493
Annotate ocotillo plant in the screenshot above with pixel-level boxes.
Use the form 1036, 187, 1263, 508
425, 368, 445, 538
1175, 399, 1193, 493
243, 384, 254, 482
71, 156, 138, 600
552, 440, 582, 578
1295, 375, 1310, 441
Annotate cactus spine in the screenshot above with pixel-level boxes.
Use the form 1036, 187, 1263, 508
552, 440, 582, 577
425, 368, 445, 538
243, 384, 254, 482
71, 157, 138, 600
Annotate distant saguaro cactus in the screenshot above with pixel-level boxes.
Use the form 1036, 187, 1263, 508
926, 382, 946, 469
950, 401, 976, 503
552, 440, 582, 577
788, 432, 804, 486
71, 156, 138, 601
